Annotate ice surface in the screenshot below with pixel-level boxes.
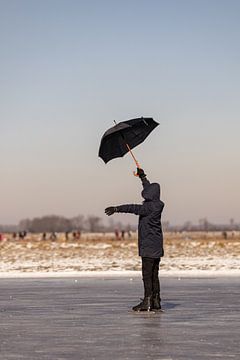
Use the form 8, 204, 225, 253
0, 276, 239, 360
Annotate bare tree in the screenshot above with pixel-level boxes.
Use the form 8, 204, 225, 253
70, 215, 85, 231
18, 218, 31, 231
26, 215, 72, 233
86, 215, 103, 232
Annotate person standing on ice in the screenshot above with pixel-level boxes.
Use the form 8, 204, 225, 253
105, 168, 164, 311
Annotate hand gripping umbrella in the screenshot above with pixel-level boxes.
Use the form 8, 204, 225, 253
98, 117, 159, 173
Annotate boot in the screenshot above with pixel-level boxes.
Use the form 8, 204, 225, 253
152, 293, 161, 310
132, 296, 152, 312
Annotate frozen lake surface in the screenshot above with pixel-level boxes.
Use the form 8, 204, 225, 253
0, 275, 239, 360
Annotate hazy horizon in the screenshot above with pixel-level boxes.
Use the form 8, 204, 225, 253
1, 0, 240, 226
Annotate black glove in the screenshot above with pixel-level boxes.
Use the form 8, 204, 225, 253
137, 168, 146, 179
105, 207, 116, 216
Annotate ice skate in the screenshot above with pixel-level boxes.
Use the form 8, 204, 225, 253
132, 296, 152, 312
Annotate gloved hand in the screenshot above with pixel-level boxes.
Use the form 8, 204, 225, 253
137, 168, 146, 179
105, 207, 116, 216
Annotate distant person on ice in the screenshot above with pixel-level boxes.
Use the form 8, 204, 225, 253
105, 168, 164, 312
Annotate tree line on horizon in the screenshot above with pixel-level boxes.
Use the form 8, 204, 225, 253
0, 215, 239, 233
0, 215, 133, 233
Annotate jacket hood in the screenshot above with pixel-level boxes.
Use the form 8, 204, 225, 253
141, 183, 160, 201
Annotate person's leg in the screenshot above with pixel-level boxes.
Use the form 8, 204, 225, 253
152, 258, 161, 309
152, 258, 160, 295
132, 257, 154, 311
142, 257, 154, 297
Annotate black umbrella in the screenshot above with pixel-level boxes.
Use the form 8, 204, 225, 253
98, 117, 159, 168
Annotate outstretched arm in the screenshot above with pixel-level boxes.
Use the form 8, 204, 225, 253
116, 204, 150, 216
105, 203, 151, 217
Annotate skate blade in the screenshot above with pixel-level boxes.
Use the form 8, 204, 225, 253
128, 309, 164, 314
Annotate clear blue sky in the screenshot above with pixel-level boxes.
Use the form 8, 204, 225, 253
0, 0, 240, 225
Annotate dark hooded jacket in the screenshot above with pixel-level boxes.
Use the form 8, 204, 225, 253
115, 177, 164, 258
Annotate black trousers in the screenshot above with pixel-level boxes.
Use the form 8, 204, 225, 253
142, 257, 161, 297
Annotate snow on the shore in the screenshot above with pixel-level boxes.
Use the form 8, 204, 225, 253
0, 232, 239, 276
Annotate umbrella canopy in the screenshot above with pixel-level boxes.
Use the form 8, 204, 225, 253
98, 117, 159, 164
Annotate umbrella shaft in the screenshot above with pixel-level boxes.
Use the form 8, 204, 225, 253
125, 143, 140, 168
113, 120, 140, 168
